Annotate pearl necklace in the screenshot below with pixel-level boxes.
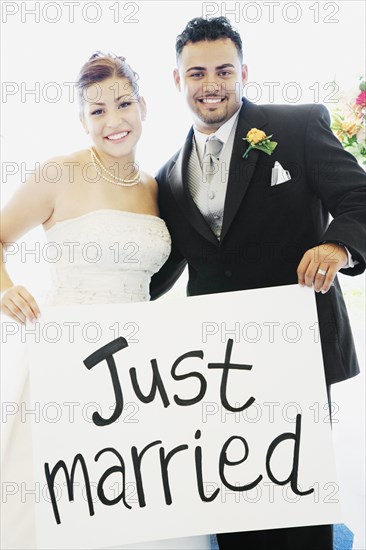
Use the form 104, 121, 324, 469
89, 148, 141, 187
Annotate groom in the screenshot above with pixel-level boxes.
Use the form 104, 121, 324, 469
151, 16, 366, 550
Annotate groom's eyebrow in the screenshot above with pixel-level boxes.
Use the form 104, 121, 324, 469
186, 63, 235, 73
217, 63, 235, 69
186, 66, 206, 72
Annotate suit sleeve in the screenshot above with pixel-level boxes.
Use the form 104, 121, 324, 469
306, 104, 366, 275
149, 245, 187, 300
149, 165, 188, 300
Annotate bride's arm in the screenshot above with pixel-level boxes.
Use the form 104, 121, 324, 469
0, 160, 60, 323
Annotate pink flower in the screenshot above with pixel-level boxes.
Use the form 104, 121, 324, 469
356, 91, 366, 107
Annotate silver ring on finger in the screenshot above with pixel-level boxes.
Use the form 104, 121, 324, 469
317, 268, 327, 276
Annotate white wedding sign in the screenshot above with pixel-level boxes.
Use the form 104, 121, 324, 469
28, 285, 341, 549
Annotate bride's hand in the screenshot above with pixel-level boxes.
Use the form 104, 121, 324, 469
0, 285, 41, 324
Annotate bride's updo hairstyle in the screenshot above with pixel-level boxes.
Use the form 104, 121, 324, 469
76, 51, 140, 112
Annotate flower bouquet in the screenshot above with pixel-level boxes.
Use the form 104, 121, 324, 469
331, 77, 366, 166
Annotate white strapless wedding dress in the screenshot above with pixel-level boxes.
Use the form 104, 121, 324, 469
0, 210, 210, 550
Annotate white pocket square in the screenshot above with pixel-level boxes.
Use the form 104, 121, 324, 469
271, 161, 291, 186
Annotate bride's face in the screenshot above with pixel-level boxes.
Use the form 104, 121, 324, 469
81, 77, 146, 159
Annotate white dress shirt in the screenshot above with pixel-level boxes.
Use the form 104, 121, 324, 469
193, 107, 241, 166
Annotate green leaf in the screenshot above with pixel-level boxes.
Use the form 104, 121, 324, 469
242, 144, 253, 159
242, 132, 277, 159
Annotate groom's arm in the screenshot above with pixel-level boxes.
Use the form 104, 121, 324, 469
150, 155, 188, 300
150, 246, 187, 300
297, 103, 366, 292
307, 104, 366, 269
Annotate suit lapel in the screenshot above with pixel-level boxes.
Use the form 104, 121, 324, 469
168, 128, 219, 246
220, 99, 268, 242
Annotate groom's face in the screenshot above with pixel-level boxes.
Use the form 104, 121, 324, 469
174, 38, 248, 133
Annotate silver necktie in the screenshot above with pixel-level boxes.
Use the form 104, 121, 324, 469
203, 136, 223, 181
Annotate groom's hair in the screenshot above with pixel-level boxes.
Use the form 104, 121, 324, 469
176, 17, 243, 62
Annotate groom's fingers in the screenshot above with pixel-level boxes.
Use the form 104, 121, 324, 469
297, 244, 348, 293
320, 266, 337, 294
297, 251, 312, 287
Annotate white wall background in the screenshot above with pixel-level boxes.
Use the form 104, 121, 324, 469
1, 1, 365, 546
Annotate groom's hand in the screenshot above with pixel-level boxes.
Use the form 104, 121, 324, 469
297, 243, 348, 294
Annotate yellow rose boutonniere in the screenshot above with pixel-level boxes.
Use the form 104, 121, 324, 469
242, 128, 278, 159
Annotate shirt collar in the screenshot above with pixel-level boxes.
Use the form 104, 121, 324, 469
193, 107, 241, 160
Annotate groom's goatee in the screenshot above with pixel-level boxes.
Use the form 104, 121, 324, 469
199, 113, 229, 125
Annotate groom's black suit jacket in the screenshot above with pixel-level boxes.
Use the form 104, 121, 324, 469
151, 98, 366, 386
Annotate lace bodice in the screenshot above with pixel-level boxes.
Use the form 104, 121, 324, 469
44, 209, 171, 305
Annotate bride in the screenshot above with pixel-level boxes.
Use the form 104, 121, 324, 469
0, 52, 210, 550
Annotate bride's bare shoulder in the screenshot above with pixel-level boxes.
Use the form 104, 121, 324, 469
42, 149, 89, 170
36, 149, 90, 184
140, 171, 158, 197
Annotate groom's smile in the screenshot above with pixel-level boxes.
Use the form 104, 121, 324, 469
198, 97, 226, 103
197, 96, 227, 108
174, 38, 248, 134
